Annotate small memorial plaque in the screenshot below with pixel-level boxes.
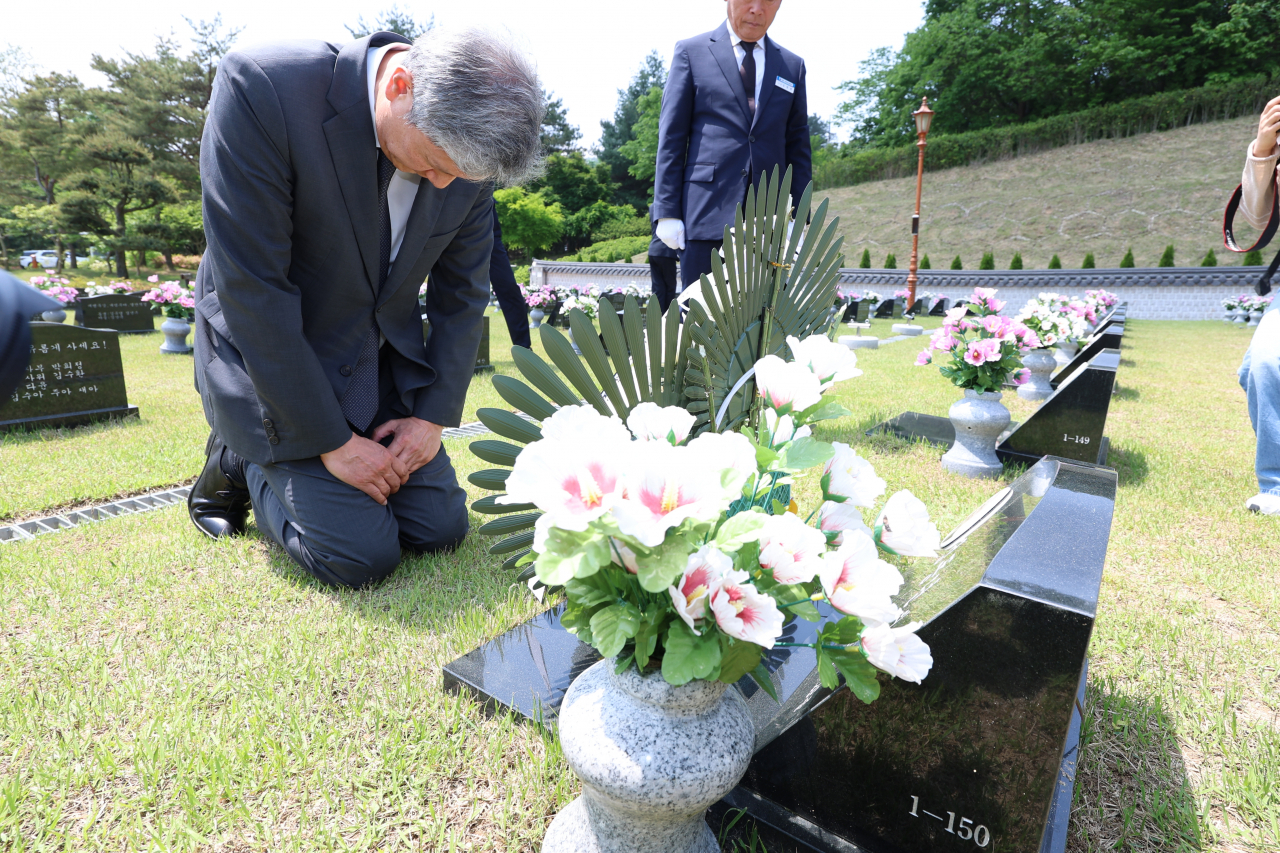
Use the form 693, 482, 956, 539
0, 323, 138, 432
78, 294, 155, 333
421, 314, 493, 374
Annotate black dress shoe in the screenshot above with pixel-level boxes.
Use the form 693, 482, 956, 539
188, 432, 251, 539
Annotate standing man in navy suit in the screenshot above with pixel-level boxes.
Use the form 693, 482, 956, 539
651, 0, 811, 289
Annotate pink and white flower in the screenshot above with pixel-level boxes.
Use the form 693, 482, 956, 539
501, 437, 628, 530
539, 404, 632, 445
818, 500, 873, 545
786, 334, 862, 388
668, 545, 732, 634
685, 430, 758, 496
611, 443, 734, 546
711, 570, 785, 648
758, 512, 827, 584
626, 402, 697, 445
611, 539, 640, 574
860, 621, 933, 683
764, 408, 811, 446
753, 354, 823, 414
876, 491, 941, 558
824, 442, 886, 507
963, 338, 1003, 366
819, 532, 903, 625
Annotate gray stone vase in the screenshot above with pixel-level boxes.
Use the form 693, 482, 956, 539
160, 316, 192, 354
1249, 310, 1264, 327
1224, 308, 1236, 323
542, 659, 754, 853
1235, 310, 1248, 325
41, 309, 66, 324
1053, 340, 1078, 369
940, 389, 1010, 479
1017, 349, 1056, 402
530, 307, 545, 329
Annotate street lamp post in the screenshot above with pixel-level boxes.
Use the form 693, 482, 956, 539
906, 96, 935, 309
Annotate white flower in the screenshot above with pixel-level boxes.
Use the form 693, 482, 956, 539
685, 430, 758, 497
611, 443, 734, 546
860, 621, 933, 683
818, 500, 872, 545
611, 539, 640, 574
819, 532, 903, 625
753, 354, 823, 414
786, 333, 863, 388
667, 546, 732, 634
763, 408, 811, 446
539, 405, 631, 445
824, 442, 886, 508
626, 402, 696, 445
500, 437, 627, 531
711, 570, 785, 648
758, 512, 827, 584
876, 491, 941, 558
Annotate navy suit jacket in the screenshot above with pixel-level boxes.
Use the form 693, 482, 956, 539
652, 22, 811, 242
195, 33, 493, 466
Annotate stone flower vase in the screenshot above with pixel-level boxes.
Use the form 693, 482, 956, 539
160, 315, 192, 354
940, 389, 1009, 479
542, 659, 754, 853
41, 309, 66, 323
1017, 349, 1056, 402
1224, 308, 1236, 324
1234, 310, 1248, 325
530, 307, 545, 329
1249, 310, 1264, 327
1053, 340, 1078, 369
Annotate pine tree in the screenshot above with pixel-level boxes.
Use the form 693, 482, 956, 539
859, 248, 871, 268
1244, 248, 1264, 265
1201, 248, 1218, 267
1048, 254, 1062, 269
1009, 252, 1023, 270
950, 255, 963, 270
884, 253, 897, 269
1082, 253, 1096, 269
1158, 245, 1175, 267
979, 251, 995, 270
1120, 248, 1135, 267
920, 254, 931, 269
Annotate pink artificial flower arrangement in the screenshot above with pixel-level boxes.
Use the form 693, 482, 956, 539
44, 285, 79, 305
894, 288, 912, 300
502, 335, 938, 697
141, 280, 196, 320
29, 275, 71, 289
522, 282, 557, 309
916, 288, 1038, 392
1084, 289, 1118, 310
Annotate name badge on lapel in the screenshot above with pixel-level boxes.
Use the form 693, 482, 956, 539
775, 76, 796, 94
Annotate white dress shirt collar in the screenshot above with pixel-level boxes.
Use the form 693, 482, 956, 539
724, 20, 767, 108
725, 19, 768, 51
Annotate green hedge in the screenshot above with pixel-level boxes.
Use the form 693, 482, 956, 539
816, 75, 1278, 190
567, 235, 651, 263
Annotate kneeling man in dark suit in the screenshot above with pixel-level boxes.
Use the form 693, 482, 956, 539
189, 27, 544, 588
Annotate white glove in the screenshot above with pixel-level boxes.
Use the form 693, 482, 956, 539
656, 218, 686, 251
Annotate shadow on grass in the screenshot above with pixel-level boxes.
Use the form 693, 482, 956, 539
1113, 385, 1141, 402
1109, 443, 1150, 487
1120, 358, 1137, 368
1067, 679, 1204, 853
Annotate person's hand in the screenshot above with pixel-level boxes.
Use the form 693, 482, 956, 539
320, 433, 410, 505
371, 416, 443, 475
656, 218, 686, 251
1256, 95, 1280, 158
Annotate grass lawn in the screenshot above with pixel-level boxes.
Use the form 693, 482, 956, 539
1, 311, 1277, 852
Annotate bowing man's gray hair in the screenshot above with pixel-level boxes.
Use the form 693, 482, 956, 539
405, 27, 544, 186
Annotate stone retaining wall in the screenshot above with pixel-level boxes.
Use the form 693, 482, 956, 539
529, 261, 1263, 320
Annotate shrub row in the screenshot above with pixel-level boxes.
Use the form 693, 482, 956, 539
815, 75, 1278, 191
849, 245, 1258, 270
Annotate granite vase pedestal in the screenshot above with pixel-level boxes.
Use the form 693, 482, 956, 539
1018, 348, 1056, 402
1234, 310, 1248, 325
542, 659, 754, 853
159, 316, 192, 354
1054, 341, 1078, 369
1224, 308, 1236, 323
530, 307, 545, 329
940, 390, 1008, 479
42, 309, 66, 323
1249, 310, 1263, 326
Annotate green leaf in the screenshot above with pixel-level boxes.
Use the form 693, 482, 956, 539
534, 530, 612, 586
713, 511, 767, 551
816, 647, 840, 690
750, 661, 780, 702
634, 539, 693, 593
565, 575, 614, 607
614, 653, 635, 674
590, 602, 643, 659
633, 607, 666, 669
718, 635, 763, 685
831, 652, 882, 704
797, 400, 853, 424
661, 620, 722, 685
560, 601, 597, 645
771, 499, 789, 515
777, 436, 835, 472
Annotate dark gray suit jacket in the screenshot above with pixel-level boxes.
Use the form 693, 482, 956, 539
652, 22, 810, 241
195, 33, 493, 466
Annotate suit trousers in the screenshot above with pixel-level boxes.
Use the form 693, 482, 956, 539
244, 352, 469, 588
680, 239, 724, 289
489, 210, 531, 349
649, 255, 679, 313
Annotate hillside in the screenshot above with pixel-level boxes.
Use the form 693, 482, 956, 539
825, 115, 1266, 270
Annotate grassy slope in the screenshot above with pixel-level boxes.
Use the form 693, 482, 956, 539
827, 115, 1265, 271
1, 317, 1278, 851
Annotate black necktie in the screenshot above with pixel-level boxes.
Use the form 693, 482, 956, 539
739, 41, 757, 118
339, 150, 397, 432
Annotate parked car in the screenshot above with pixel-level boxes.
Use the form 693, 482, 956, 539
19, 250, 90, 269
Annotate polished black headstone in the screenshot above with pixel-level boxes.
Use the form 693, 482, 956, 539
875, 299, 905, 319
839, 300, 858, 324
868, 350, 1119, 467
444, 458, 1115, 853
928, 298, 952, 317
907, 298, 927, 315
77, 294, 155, 333
422, 313, 494, 374
0, 322, 138, 432
1051, 324, 1123, 389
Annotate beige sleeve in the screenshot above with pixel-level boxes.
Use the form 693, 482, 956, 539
1242, 140, 1280, 231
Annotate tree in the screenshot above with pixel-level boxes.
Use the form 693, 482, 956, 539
920, 254, 931, 269
1244, 248, 1264, 265
1201, 248, 1218, 266
541, 92, 581, 154
1120, 247, 1135, 267
1159, 244, 1176, 267
618, 86, 663, 192
979, 251, 994, 269
534, 152, 613, 213
346, 4, 435, 40
884, 252, 897, 268
1048, 254, 1062, 268
494, 187, 564, 259
1009, 251, 1023, 269
1081, 252, 1096, 269
598, 52, 666, 210
951, 255, 963, 269
859, 248, 871, 268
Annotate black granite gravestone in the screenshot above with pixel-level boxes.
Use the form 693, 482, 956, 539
870, 350, 1120, 467
929, 298, 952, 317
907, 298, 927, 315
77, 294, 155, 333
0, 322, 138, 432
840, 300, 871, 324
875, 299, 905, 319
422, 313, 493, 374
1052, 324, 1123, 389
443, 457, 1115, 853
